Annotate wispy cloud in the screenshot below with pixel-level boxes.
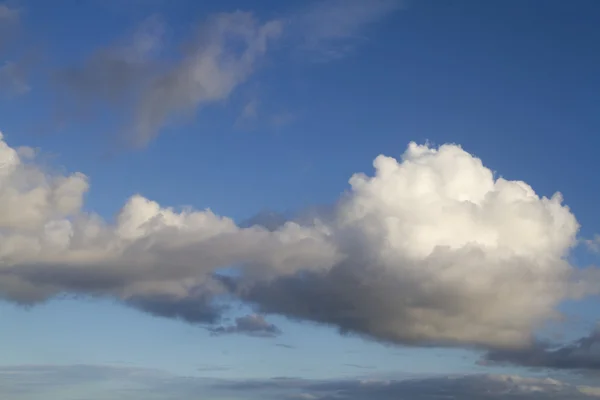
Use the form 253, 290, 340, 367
209, 314, 282, 338
51, 1, 402, 144
56, 15, 164, 106
0, 2, 28, 95
275, 343, 296, 349
291, 0, 405, 61
0, 59, 29, 95
0, 3, 19, 23
131, 11, 282, 147
584, 234, 600, 253
344, 363, 377, 370
269, 111, 296, 129
56, 11, 282, 148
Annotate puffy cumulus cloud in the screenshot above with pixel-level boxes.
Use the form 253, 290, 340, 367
0, 130, 597, 356
0, 130, 336, 316
237, 142, 586, 350
209, 314, 281, 337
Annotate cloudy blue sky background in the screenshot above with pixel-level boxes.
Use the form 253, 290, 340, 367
1, 0, 600, 398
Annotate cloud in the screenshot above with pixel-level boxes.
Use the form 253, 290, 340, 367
3, 364, 599, 399
291, 0, 404, 61
132, 11, 282, 146
0, 3, 27, 95
0, 130, 598, 359
585, 234, 600, 253
269, 111, 296, 129
0, 60, 29, 95
275, 343, 296, 349
57, 12, 282, 148
209, 314, 281, 337
218, 374, 600, 399
0, 129, 336, 314
0, 3, 18, 23
235, 142, 592, 351
482, 326, 600, 370
344, 363, 376, 369
241, 98, 260, 120
0, 4, 19, 29
56, 15, 164, 106
53, 2, 401, 142
4, 365, 600, 400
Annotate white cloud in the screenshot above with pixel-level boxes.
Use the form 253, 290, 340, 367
0, 130, 597, 355
238, 142, 590, 350
0, 130, 336, 310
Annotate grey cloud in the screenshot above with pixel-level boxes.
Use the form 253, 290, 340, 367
56, 11, 282, 148
217, 374, 600, 400
126, 291, 226, 324
234, 254, 510, 349
209, 314, 281, 337
0, 60, 29, 95
52, 1, 403, 144
56, 15, 164, 105
483, 327, 600, 371
3, 364, 600, 399
0, 3, 27, 95
0, 3, 18, 30
240, 210, 292, 231
132, 11, 282, 147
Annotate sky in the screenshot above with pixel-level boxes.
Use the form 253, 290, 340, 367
1, 0, 600, 399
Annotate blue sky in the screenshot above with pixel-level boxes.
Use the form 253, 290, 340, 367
1, 0, 600, 398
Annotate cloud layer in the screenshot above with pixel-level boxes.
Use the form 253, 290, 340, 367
2, 365, 600, 400
0, 130, 597, 363
220, 374, 600, 399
